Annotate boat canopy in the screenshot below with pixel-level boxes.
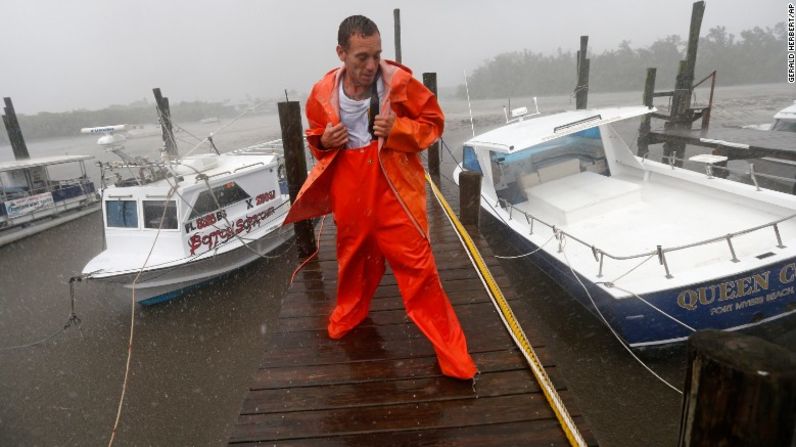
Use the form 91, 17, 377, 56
0, 155, 94, 173
774, 100, 796, 121
465, 106, 654, 154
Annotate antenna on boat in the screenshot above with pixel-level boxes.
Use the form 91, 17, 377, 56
80, 125, 135, 163
463, 69, 476, 138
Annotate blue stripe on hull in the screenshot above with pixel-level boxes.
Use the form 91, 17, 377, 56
137, 275, 226, 306
498, 218, 796, 347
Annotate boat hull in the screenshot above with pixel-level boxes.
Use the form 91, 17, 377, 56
91, 225, 294, 305
492, 213, 796, 347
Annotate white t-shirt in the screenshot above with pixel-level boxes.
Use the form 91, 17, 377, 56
338, 78, 384, 149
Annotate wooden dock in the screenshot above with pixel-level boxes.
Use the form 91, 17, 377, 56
648, 127, 796, 161
227, 178, 598, 446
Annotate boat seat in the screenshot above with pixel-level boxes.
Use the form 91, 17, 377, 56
525, 171, 641, 225
538, 158, 581, 183
519, 172, 541, 189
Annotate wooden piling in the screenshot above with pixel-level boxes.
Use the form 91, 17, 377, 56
637, 67, 657, 157
665, 1, 705, 166
422, 72, 440, 176
278, 101, 316, 257
575, 36, 589, 110
2, 97, 30, 160
678, 330, 796, 447
459, 170, 482, 228
393, 8, 402, 64
152, 88, 178, 158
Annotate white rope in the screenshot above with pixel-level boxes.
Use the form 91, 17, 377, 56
494, 234, 556, 259
108, 183, 176, 447
560, 247, 683, 395
181, 101, 271, 158
604, 254, 655, 285
605, 284, 697, 333
105, 140, 292, 445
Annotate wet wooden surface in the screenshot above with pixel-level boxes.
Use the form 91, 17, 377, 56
228, 179, 598, 446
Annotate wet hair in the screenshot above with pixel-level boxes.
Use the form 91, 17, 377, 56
337, 15, 380, 49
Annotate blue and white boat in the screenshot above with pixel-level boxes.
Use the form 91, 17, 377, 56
455, 106, 796, 348
0, 155, 99, 246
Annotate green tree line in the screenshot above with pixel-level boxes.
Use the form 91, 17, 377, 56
0, 100, 240, 145
458, 24, 784, 99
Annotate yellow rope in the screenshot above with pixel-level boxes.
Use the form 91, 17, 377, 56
426, 172, 587, 447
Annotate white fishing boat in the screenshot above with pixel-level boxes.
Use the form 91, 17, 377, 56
0, 155, 99, 247
455, 106, 796, 348
744, 100, 796, 132
82, 139, 293, 305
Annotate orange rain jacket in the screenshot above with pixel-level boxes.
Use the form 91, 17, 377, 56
283, 60, 444, 236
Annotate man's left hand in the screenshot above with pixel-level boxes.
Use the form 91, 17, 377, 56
373, 113, 395, 138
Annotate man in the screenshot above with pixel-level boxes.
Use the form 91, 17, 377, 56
284, 15, 476, 380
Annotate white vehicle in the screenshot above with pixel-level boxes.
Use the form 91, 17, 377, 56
456, 107, 796, 348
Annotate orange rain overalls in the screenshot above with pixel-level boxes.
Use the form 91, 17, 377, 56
285, 60, 477, 380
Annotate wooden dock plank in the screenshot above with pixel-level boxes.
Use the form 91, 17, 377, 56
249, 349, 554, 390
230, 393, 564, 443
276, 301, 518, 333
231, 418, 589, 447
278, 287, 516, 319
229, 180, 598, 446
259, 318, 517, 368
240, 369, 563, 415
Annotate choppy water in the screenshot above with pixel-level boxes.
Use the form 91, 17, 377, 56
0, 83, 794, 446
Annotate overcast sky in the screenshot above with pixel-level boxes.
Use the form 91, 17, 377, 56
0, 0, 784, 113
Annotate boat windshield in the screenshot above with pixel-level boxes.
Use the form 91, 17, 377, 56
772, 119, 796, 132
106, 200, 138, 228
490, 127, 609, 204
189, 181, 251, 218
462, 145, 482, 174
143, 200, 178, 230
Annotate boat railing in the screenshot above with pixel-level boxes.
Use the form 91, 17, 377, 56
233, 162, 266, 173
495, 196, 795, 280
197, 170, 232, 182
653, 153, 796, 192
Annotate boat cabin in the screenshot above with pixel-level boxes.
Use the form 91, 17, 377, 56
93, 151, 289, 274
463, 108, 648, 226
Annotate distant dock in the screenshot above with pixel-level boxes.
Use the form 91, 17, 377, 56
648, 126, 796, 162
227, 176, 598, 446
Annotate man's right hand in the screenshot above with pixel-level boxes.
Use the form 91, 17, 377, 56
320, 122, 348, 149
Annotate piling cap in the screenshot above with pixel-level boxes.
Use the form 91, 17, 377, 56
689, 330, 796, 377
